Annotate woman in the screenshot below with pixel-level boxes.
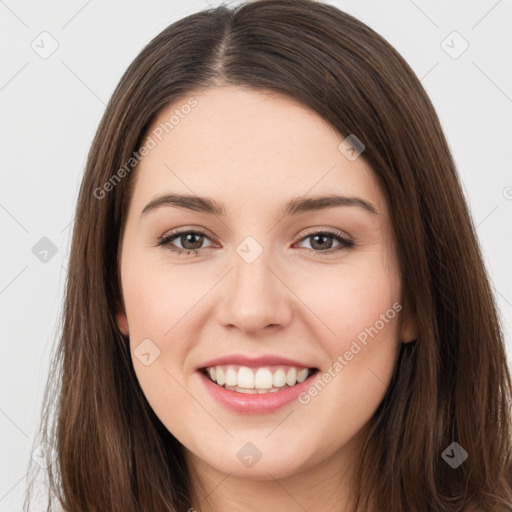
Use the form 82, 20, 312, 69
25, 1, 512, 511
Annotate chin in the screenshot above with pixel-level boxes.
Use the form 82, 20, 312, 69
190, 438, 320, 481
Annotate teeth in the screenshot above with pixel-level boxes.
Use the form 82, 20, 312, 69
238, 367, 255, 389
204, 364, 314, 392
216, 367, 226, 386
254, 368, 273, 389
273, 368, 286, 388
225, 367, 237, 386
297, 368, 309, 383
286, 367, 297, 386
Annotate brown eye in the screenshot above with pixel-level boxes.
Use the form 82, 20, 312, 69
157, 228, 354, 257
309, 233, 335, 250
158, 229, 213, 255
175, 232, 205, 250
295, 230, 354, 256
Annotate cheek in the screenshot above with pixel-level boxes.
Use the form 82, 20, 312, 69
294, 264, 402, 422
122, 257, 203, 340
122, 261, 204, 428
298, 261, 401, 345
296, 261, 402, 401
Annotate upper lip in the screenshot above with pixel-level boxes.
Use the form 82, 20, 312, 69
198, 355, 317, 370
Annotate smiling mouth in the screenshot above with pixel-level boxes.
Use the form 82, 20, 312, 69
200, 365, 319, 394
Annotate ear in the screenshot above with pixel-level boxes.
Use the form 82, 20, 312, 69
400, 309, 417, 344
115, 304, 129, 336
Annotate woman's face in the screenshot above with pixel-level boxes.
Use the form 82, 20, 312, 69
117, 86, 415, 483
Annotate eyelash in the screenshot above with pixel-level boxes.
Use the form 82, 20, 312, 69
157, 227, 355, 257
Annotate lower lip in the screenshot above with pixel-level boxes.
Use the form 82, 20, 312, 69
197, 369, 318, 414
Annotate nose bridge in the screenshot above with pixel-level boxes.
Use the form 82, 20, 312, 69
217, 236, 293, 333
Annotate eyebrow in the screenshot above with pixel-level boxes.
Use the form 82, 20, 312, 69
141, 193, 379, 217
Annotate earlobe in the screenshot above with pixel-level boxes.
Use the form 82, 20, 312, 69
116, 310, 129, 336
400, 313, 417, 344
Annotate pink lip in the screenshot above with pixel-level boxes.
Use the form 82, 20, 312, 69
197, 368, 319, 415
197, 354, 314, 370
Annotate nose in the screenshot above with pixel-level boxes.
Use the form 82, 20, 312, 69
216, 249, 294, 335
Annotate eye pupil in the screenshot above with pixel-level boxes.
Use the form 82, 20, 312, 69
181, 233, 203, 250
310, 233, 333, 250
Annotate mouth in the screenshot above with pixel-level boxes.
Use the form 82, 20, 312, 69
200, 364, 320, 394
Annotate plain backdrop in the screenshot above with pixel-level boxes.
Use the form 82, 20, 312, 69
1, 0, 511, 510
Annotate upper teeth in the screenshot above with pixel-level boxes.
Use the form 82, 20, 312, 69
206, 365, 311, 390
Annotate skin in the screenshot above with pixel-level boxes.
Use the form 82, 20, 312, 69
116, 85, 416, 512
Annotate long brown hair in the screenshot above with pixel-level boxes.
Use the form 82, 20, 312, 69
24, 1, 512, 510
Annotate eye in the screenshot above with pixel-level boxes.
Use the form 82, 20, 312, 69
157, 228, 214, 256
294, 228, 354, 256
157, 227, 354, 256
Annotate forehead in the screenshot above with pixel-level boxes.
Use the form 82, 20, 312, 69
130, 86, 386, 217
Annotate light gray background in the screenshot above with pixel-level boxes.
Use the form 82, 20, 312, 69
1, 0, 511, 510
